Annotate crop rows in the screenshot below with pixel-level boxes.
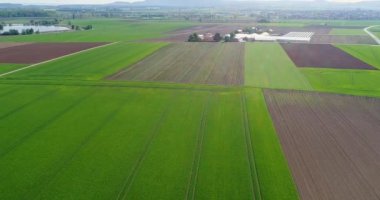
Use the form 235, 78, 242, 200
109, 43, 245, 86
0, 84, 297, 200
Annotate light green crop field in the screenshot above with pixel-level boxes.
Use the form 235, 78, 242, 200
337, 45, 380, 69
0, 19, 193, 42
0, 64, 26, 74
301, 68, 380, 97
0, 83, 297, 200
245, 42, 313, 90
329, 28, 366, 35
2, 42, 167, 80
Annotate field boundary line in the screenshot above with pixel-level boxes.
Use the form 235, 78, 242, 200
241, 91, 262, 200
185, 94, 212, 200
116, 100, 173, 200
0, 42, 119, 78
0, 90, 95, 158
364, 26, 380, 45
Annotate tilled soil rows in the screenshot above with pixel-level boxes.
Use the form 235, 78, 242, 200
281, 43, 376, 70
109, 43, 245, 86
264, 89, 380, 200
0, 42, 107, 64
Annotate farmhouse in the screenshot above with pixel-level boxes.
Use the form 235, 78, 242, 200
235, 32, 314, 42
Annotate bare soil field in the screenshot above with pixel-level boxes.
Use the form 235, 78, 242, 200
0, 42, 107, 64
310, 35, 377, 45
281, 43, 376, 70
109, 43, 244, 85
0, 42, 31, 50
264, 90, 380, 200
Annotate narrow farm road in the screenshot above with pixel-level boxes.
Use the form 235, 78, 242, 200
364, 25, 380, 45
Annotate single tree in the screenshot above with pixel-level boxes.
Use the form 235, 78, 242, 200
213, 33, 222, 42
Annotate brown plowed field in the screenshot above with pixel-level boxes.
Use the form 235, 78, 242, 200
264, 90, 380, 200
281, 43, 376, 70
0, 42, 31, 50
311, 35, 377, 45
109, 43, 244, 86
0, 42, 107, 64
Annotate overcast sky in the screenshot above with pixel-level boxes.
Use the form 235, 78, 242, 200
0, 0, 375, 5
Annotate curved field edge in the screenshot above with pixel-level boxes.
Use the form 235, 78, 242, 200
245, 88, 299, 200
1, 42, 168, 81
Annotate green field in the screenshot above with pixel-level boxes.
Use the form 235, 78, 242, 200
337, 44, 380, 69
0, 64, 26, 74
0, 82, 297, 200
329, 28, 366, 35
301, 68, 380, 97
2, 42, 166, 80
245, 42, 313, 90
0, 19, 192, 42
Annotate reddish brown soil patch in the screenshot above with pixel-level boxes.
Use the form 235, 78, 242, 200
311, 35, 377, 45
0, 42, 31, 50
265, 90, 380, 200
0, 42, 107, 64
281, 43, 376, 70
109, 43, 244, 86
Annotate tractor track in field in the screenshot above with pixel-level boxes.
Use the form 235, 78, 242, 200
240, 91, 262, 200
0, 90, 95, 159
31, 91, 136, 200
116, 97, 174, 200
0, 89, 59, 121
0, 86, 24, 98
185, 93, 212, 200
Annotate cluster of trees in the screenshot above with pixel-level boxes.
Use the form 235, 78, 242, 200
21, 28, 34, 35
224, 32, 236, 42
0, 9, 51, 18
29, 19, 60, 26
69, 24, 93, 31
0, 24, 3, 30
188, 33, 202, 42
188, 32, 236, 43
1, 29, 19, 36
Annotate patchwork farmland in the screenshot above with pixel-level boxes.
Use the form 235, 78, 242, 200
110, 43, 245, 86
0, 18, 380, 200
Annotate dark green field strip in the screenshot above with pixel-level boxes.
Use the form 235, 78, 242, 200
245, 88, 299, 200
1, 42, 166, 81
0, 64, 27, 74
194, 91, 254, 200
124, 91, 210, 200
0, 87, 137, 199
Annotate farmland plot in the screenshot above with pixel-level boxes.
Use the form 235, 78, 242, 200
110, 43, 245, 86
245, 42, 313, 90
337, 44, 380, 69
0, 83, 298, 200
0, 42, 107, 64
281, 43, 376, 70
3, 42, 166, 81
310, 35, 377, 45
265, 89, 380, 200
0, 42, 30, 49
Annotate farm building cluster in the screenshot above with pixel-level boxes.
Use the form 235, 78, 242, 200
190, 26, 315, 43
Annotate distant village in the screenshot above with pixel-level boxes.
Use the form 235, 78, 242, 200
188, 27, 314, 43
